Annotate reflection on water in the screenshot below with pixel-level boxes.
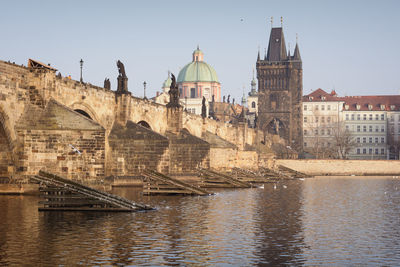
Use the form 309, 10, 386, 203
0, 177, 400, 265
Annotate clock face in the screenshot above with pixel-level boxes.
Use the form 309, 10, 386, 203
275, 38, 279, 42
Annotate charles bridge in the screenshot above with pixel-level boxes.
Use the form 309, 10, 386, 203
0, 59, 276, 183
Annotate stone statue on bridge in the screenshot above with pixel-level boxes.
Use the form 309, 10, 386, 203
201, 96, 206, 119
117, 60, 127, 78
116, 60, 129, 94
166, 73, 181, 108
104, 78, 111, 90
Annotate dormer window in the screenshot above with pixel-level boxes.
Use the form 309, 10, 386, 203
309, 96, 313, 101
345, 104, 349, 110
380, 104, 385, 110
368, 104, 373, 110
321, 96, 326, 101
356, 104, 361, 110
390, 105, 395, 110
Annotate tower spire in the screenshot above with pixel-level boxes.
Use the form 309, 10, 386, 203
281, 16, 283, 27
257, 46, 260, 61
270, 16, 273, 28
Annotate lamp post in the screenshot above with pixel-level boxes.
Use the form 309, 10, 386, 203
143, 81, 147, 99
79, 59, 83, 83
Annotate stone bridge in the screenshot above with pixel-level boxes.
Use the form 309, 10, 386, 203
0, 60, 273, 182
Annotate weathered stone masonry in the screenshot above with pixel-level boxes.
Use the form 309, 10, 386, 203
0, 59, 272, 182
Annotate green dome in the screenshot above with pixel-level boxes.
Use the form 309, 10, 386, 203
163, 76, 172, 88
177, 61, 219, 83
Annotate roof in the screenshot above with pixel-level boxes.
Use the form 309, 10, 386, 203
342, 95, 400, 112
162, 76, 172, 88
177, 61, 219, 83
266, 27, 287, 62
28, 59, 57, 71
303, 88, 343, 102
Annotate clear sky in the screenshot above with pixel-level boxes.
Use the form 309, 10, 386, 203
1, 0, 399, 102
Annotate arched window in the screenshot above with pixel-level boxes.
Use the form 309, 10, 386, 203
251, 102, 256, 108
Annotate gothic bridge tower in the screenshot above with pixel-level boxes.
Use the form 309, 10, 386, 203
256, 26, 303, 152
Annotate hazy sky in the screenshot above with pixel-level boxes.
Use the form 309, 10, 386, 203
1, 0, 399, 102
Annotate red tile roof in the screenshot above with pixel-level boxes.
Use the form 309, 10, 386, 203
341, 95, 400, 111
303, 88, 342, 102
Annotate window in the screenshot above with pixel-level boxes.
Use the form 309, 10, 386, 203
375, 149, 379, 155
321, 105, 325, 111
327, 117, 331, 123
363, 125, 367, 132
315, 129, 318, 135
357, 148, 360, 154
381, 148, 385, 155
357, 114, 361, 120
369, 114, 373, 120
315, 105, 319, 110
369, 126, 373, 132
304, 142, 307, 147
346, 114, 349, 120
381, 137, 385, 143
357, 137, 360, 143
321, 129, 325, 135
381, 114, 385, 120
251, 102, 256, 108
363, 114, 367, 120
375, 114, 379, 120
304, 117, 307, 123
369, 137, 372, 143
363, 148, 367, 154
315, 117, 319, 123
304, 105, 307, 111
357, 125, 361, 132
304, 129, 307, 135
346, 125, 349, 130
327, 105, 331, 111
327, 129, 331, 135
351, 114, 355, 120
391, 115, 394, 122
369, 148, 372, 154
375, 137, 378, 143
381, 126, 385, 132
321, 117, 325, 123
363, 137, 366, 143
190, 88, 196, 98
375, 126, 379, 132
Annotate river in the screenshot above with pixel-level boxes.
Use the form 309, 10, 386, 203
0, 176, 399, 266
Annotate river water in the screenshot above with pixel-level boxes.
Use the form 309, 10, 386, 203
1, 176, 400, 266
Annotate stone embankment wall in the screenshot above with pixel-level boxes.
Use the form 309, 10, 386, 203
277, 159, 400, 175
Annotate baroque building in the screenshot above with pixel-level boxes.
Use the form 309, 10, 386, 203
177, 47, 220, 115
256, 26, 303, 152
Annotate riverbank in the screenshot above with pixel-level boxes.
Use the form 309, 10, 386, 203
277, 159, 400, 176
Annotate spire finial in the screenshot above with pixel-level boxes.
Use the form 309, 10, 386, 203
197, 44, 199, 50
296, 33, 298, 43
270, 16, 273, 28
288, 42, 291, 54
281, 16, 283, 27
252, 67, 255, 79
168, 70, 171, 77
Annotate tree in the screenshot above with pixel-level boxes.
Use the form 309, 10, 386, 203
332, 122, 356, 159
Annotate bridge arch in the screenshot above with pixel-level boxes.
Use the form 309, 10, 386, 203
69, 102, 99, 122
0, 106, 15, 180
137, 120, 151, 129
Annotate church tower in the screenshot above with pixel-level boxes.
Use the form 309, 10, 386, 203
256, 26, 303, 152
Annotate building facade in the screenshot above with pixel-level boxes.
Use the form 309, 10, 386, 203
342, 96, 400, 160
303, 89, 344, 158
256, 26, 303, 152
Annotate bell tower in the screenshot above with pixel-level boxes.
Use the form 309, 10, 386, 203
256, 25, 303, 152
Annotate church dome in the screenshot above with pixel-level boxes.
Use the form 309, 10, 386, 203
177, 47, 219, 83
162, 76, 172, 88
